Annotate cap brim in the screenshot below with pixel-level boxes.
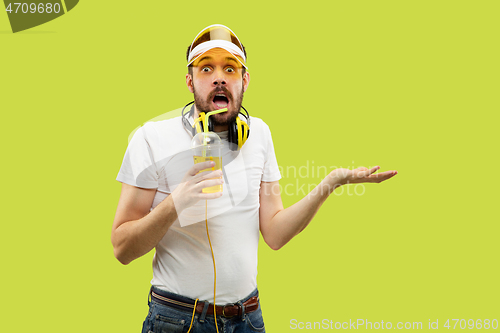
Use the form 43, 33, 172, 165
187, 40, 247, 69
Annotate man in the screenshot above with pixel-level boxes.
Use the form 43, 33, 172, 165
112, 24, 397, 333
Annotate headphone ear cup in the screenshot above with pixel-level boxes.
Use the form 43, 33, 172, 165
193, 112, 206, 134
228, 118, 239, 151
192, 118, 203, 135
240, 121, 249, 146
236, 117, 243, 150
207, 117, 213, 132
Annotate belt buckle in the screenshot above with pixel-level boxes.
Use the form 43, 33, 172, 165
222, 303, 237, 318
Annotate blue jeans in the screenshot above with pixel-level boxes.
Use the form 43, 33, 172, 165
141, 286, 266, 333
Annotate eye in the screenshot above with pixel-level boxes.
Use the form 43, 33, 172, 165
201, 66, 212, 72
225, 67, 235, 73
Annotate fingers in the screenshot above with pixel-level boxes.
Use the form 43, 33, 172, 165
367, 170, 398, 183
192, 169, 223, 183
195, 178, 224, 191
350, 166, 398, 184
368, 166, 380, 175
356, 166, 380, 178
200, 191, 224, 200
188, 161, 215, 176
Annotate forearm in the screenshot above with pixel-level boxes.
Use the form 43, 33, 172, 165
112, 195, 178, 265
267, 178, 341, 250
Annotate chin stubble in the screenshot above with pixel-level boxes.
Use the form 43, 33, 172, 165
192, 85, 245, 127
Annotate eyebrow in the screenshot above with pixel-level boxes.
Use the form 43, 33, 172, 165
197, 56, 212, 63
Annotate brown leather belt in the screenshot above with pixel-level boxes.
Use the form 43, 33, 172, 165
196, 296, 259, 317
151, 291, 259, 318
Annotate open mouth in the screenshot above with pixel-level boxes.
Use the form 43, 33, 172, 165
212, 93, 229, 109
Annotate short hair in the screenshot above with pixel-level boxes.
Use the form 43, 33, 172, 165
186, 44, 247, 78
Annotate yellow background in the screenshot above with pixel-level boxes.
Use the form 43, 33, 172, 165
1, 0, 499, 331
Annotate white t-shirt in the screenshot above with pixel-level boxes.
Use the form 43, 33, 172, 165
116, 114, 281, 304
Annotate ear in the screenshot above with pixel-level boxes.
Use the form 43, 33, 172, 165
242, 71, 250, 92
186, 73, 194, 93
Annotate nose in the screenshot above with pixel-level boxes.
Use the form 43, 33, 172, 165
212, 68, 226, 86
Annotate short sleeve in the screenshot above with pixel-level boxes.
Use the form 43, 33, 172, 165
261, 124, 282, 182
116, 124, 159, 188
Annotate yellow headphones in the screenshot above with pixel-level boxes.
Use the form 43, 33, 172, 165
182, 101, 250, 151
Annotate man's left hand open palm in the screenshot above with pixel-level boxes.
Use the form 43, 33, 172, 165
330, 166, 398, 185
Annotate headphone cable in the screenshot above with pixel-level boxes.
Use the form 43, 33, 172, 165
187, 199, 219, 333
205, 199, 220, 333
